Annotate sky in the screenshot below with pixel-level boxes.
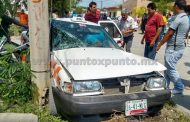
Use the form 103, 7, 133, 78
78, 0, 123, 8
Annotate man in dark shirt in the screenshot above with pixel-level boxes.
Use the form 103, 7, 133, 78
84, 1, 100, 23
0, 15, 27, 41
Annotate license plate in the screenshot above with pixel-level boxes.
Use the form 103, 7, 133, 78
125, 99, 147, 116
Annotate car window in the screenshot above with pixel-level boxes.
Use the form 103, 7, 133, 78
100, 23, 121, 38
51, 20, 119, 51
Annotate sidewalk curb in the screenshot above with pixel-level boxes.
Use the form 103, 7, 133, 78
0, 113, 38, 122
176, 104, 190, 117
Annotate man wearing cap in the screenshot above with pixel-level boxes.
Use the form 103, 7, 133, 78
118, 9, 136, 52
141, 2, 163, 60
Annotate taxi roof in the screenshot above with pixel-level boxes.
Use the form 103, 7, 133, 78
54, 17, 100, 26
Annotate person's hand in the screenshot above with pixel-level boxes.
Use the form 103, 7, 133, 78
150, 38, 156, 47
156, 45, 161, 52
141, 38, 144, 44
150, 41, 155, 47
121, 30, 125, 35
117, 40, 124, 47
22, 25, 28, 29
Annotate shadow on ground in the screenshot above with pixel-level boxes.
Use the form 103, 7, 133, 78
171, 79, 190, 112
182, 79, 190, 86
172, 94, 190, 111
184, 62, 190, 74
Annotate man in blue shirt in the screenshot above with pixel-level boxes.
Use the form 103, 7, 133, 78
157, 0, 189, 94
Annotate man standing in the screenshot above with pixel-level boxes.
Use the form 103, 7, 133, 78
157, 0, 189, 94
141, 2, 163, 60
84, 1, 100, 23
118, 9, 136, 52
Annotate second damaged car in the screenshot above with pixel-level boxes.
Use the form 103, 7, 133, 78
49, 17, 171, 120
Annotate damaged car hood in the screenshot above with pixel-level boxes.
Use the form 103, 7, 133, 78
54, 48, 166, 80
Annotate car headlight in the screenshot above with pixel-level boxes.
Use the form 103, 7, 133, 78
145, 77, 166, 90
63, 81, 104, 96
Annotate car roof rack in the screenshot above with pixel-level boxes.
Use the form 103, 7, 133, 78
71, 17, 86, 23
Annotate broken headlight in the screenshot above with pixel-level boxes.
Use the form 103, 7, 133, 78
145, 77, 166, 90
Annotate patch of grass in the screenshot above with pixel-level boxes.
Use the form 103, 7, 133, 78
104, 100, 190, 122
9, 24, 21, 36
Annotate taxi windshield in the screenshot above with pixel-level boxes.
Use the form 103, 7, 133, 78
51, 20, 119, 50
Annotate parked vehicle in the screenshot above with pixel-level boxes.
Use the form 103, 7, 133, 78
49, 17, 171, 120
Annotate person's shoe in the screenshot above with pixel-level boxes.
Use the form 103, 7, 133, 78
171, 89, 183, 94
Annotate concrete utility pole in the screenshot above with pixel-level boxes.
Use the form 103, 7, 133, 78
28, 0, 50, 104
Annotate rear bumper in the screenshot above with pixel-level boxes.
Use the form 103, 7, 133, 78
53, 87, 171, 116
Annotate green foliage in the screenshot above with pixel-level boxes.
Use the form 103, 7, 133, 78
149, 0, 174, 13
49, 0, 78, 17
132, 6, 147, 17
4, 102, 67, 122
0, 0, 18, 17
9, 24, 21, 36
0, 44, 34, 105
73, 7, 84, 14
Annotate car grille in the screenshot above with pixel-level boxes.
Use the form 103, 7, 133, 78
101, 77, 146, 95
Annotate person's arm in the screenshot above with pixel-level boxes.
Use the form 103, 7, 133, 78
12, 19, 25, 27
157, 15, 179, 52
5, 15, 27, 27
150, 26, 162, 46
141, 35, 145, 44
156, 28, 174, 51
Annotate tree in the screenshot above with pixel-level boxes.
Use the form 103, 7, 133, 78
0, 0, 18, 17
49, 0, 80, 17
149, 0, 173, 13
73, 7, 85, 14
132, 6, 147, 17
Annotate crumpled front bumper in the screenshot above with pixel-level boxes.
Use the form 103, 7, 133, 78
52, 87, 171, 116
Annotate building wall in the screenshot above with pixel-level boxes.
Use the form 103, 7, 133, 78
123, 0, 138, 11
106, 8, 121, 17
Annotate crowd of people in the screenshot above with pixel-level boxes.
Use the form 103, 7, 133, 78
83, 0, 190, 94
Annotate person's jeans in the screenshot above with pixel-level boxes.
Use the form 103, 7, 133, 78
160, 27, 165, 40
144, 41, 158, 60
123, 35, 133, 52
164, 47, 184, 90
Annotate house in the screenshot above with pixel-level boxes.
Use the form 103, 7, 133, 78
104, 6, 122, 18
